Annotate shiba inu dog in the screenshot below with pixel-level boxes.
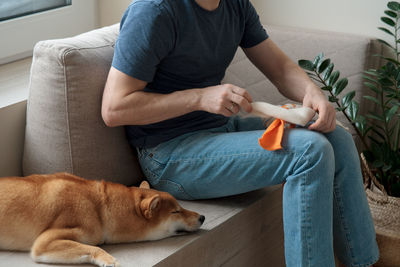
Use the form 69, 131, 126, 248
0, 172, 205, 267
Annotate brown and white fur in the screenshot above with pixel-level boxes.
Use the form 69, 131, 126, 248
0, 173, 205, 267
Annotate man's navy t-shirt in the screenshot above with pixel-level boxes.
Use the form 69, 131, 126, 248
112, 0, 268, 148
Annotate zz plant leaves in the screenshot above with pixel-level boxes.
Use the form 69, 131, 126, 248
297, 1, 400, 196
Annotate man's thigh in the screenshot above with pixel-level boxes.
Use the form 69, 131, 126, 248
138, 117, 324, 200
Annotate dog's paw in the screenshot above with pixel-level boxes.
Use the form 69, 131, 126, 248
103, 261, 120, 267
95, 253, 120, 267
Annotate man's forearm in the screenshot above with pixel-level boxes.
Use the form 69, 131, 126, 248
272, 60, 323, 103
243, 38, 323, 104
102, 87, 201, 127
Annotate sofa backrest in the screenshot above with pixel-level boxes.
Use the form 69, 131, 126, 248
23, 24, 143, 185
23, 24, 380, 184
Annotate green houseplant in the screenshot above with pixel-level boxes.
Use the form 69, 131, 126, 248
299, 2, 400, 198
298, 2, 400, 266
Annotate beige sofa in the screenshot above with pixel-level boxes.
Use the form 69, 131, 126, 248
0, 24, 382, 266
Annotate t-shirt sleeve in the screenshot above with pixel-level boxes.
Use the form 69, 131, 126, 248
240, 0, 269, 48
112, 2, 175, 82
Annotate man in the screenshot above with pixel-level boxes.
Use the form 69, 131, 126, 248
101, 0, 379, 266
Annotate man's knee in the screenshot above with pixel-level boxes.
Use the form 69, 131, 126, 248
288, 129, 335, 176
308, 131, 335, 167
325, 126, 359, 160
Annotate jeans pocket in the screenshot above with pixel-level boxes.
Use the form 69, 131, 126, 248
154, 179, 195, 200
137, 149, 164, 184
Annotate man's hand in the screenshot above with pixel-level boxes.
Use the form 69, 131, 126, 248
303, 88, 336, 133
197, 84, 253, 117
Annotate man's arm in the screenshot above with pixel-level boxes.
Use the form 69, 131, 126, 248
243, 38, 336, 133
101, 67, 253, 127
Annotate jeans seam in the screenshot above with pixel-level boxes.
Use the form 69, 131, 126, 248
333, 185, 379, 267
305, 162, 313, 266
333, 183, 356, 264
298, 151, 312, 266
168, 150, 294, 164
157, 179, 195, 200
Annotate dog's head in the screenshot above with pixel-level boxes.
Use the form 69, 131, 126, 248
136, 181, 205, 241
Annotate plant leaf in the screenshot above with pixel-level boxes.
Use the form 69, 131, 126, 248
298, 60, 314, 71
377, 38, 396, 50
342, 91, 356, 107
381, 16, 396, 27
383, 164, 392, 172
355, 115, 370, 136
381, 56, 400, 65
332, 78, 348, 96
373, 160, 384, 168
313, 53, 324, 68
366, 113, 385, 122
363, 95, 381, 105
323, 63, 334, 81
378, 27, 395, 36
364, 82, 381, 94
369, 135, 384, 146
329, 96, 339, 102
379, 77, 395, 86
346, 101, 359, 121
371, 127, 386, 141
321, 86, 333, 91
388, 1, 400, 11
318, 59, 331, 74
386, 105, 399, 122
328, 71, 340, 86
385, 10, 398, 18
364, 70, 379, 76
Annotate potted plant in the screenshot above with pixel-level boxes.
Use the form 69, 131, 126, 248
298, 2, 400, 266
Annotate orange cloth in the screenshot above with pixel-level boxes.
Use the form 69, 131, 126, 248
259, 119, 285, 151
259, 104, 296, 151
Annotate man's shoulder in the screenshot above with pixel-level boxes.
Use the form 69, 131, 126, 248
127, 0, 187, 20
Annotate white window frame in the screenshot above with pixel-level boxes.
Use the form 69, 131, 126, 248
0, 0, 99, 64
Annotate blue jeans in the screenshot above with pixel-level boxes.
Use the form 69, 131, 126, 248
136, 116, 379, 267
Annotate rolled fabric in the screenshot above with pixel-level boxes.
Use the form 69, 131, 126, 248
251, 102, 315, 126
251, 102, 316, 151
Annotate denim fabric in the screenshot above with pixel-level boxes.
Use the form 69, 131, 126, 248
136, 116, 379, 267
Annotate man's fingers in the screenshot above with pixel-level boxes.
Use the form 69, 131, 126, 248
308, 106, 336, 133
230, 93, 252, 113
227, 85, 253, 113
230, 85, 253, 102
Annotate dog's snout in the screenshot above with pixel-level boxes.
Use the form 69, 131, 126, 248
199, 215, 205, 224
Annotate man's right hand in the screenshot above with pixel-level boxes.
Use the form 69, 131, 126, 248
196, 84, 253, 117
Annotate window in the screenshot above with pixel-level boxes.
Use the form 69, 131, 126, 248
0, 0, 72, 22
0, 0, 98, 64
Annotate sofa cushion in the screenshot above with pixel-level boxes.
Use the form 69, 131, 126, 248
23, 24, 143, 185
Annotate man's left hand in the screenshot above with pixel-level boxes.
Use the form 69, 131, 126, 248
303, 90, 336, 133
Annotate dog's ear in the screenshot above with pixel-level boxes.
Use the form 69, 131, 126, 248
140, 194, 160, 219
139, 180, 151, 189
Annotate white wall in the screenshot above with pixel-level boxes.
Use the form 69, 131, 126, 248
98, 0, 389, 40
252, 0, 388, 40
99, 0, 131, 27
